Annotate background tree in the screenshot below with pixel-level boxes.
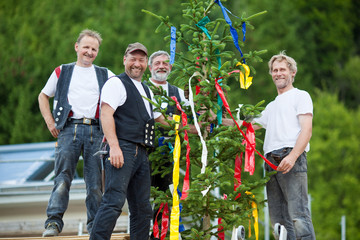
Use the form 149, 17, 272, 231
144, 0, 271, 239
1, 0, 360, 238
308, 90, 360, 239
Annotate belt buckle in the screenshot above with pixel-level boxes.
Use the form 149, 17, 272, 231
83, 118, 92, 125
273, 156, 282, 164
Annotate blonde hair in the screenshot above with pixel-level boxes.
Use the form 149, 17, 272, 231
76, 29, 102, 45
268, 51, 297, 75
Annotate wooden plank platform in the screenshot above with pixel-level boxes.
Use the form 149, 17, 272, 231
0, 233, 130, 240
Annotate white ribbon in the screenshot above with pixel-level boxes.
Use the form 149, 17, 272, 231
188, 72, 208, 174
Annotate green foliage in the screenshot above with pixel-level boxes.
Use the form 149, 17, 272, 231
308, 90, 360, 239
1, 0, 360, 238
145, 1, 271, 239
0, 0, 185, 145
337, 56, 360, 109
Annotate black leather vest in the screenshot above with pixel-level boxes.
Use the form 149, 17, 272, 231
114, 73, 153, 144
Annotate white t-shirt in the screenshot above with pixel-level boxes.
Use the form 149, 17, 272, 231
41, 65, 115, 119
101, 76, 161, 119
255, 88, 313, 155
148, 79, 189, 110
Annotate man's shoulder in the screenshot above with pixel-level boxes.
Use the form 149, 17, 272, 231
103, 75, 124, 90
292, 88, 312, 99
116, 72, 127, 78
61, 62, 76, 68
292, 87, 309, 94
93, 64, 108, 71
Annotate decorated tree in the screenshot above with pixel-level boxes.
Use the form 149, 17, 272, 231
143, 0, 276, 239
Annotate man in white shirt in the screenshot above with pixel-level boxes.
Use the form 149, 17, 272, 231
211, 52, 315, 239
38, 29, 114, 237
90, 43, 173, 240
255, 52, 316, 239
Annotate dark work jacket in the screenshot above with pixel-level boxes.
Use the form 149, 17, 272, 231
52, 63, 108, 130
165, 83, 181, 116
145, 81, 181, 117
145, 81, 183, 137
114, 73, 153, 144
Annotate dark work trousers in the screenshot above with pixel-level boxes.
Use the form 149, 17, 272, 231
90, 140, 152, 240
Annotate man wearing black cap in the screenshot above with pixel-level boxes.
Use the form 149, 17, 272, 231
90, 42, 171, 240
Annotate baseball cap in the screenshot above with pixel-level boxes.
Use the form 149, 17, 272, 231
125, 42, 148, 56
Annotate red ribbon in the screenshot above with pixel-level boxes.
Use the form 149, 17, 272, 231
153, 202, 170, 240
153, 203, 164, 239
214, 79, 277, 170
243, 121, 255, 175
161, 203, 170, 240
234, 153, 242, 200
196, 85, 201, 95
170, 96, 191, 199
218, 194, 228, 240
195, 57, 202, 95
218, 218, 225, 240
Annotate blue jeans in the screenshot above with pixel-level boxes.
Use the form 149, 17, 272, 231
90, 140, 152, 240
265, 151, 316, 240
45, 123, 103, 233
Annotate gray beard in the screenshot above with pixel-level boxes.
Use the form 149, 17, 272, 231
153, 72, 169, 82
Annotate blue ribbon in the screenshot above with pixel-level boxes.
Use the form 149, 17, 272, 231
158, 137, 167, 155
177, 189, 185, 232
214, 0, 245, 62
242, 22, 246, 42
158, 136, 165, 146
168, 142, 174, 153
216, 78, 223, 125
170, 26, 176, 65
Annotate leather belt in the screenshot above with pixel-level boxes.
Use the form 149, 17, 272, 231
68, 118, 99, 125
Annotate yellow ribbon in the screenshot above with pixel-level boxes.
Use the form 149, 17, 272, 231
245, 191, 259, 240
236, 62, 253, 89
170, 115, 181, 240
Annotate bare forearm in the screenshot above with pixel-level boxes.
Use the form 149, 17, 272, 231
289, 114, 312, 159
289, 128, 312, 159
101, 103, 124, 168
38, 92, 54, 125
278, 114, 312, 174
101, 110, 119, 149
38, 92, 59, 138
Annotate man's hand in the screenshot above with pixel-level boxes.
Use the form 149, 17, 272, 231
46, 120, 60, 138
277, 113, 312, 174
276, 155, 297, 174
109, 145, 124, 168
101, 103, 124, 168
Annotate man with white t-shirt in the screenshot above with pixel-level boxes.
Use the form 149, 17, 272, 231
90, 42, 199, 240
89, 42, 161, 240
255, 52, 316, 239
38, 29, 114, 237
220, 52, 315, 239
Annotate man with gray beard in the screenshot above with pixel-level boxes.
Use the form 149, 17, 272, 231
147, 50, 189, 112
147, 50, 189, 240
